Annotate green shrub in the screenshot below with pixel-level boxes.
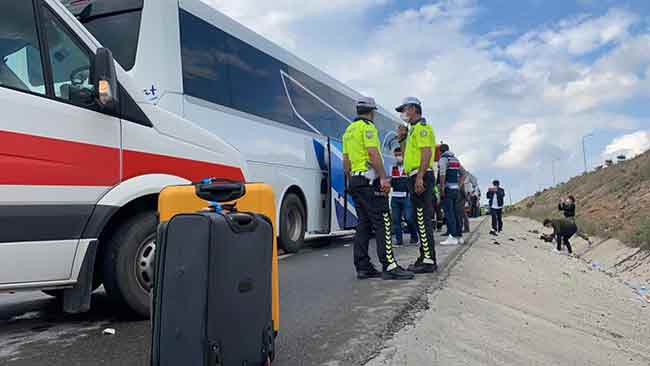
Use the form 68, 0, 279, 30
630, 219, 650, 250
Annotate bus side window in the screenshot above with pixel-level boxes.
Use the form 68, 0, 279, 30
40, 6, 95, 109
0, 1, 46, 95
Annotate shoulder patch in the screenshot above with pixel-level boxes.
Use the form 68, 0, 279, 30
366, 130, 374, 139
420, 130, 428, 137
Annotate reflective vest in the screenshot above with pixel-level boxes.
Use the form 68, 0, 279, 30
404, 118, 435, 174
342, 118, 381, 173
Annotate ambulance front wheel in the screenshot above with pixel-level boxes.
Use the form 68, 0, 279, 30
279, 193, 306, 253
103, 211, 157, 317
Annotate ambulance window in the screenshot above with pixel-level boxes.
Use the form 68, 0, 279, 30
0, 1, 46, 95
41, 7, 95, 108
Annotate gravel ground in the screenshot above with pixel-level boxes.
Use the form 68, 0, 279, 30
366, 216, 650, 366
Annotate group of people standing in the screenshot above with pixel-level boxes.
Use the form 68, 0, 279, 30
342, 95, 479, 280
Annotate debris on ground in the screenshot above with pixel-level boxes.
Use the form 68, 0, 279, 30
509, 238, 516, 242
103, 328, 116, 336
493, 241, 501, 245
528, 229, 540, 234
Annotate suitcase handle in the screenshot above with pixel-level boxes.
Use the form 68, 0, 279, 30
225, 212, 259, 233
195, 180, 246, 203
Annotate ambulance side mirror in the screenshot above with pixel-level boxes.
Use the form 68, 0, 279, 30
93, 48, 119, 112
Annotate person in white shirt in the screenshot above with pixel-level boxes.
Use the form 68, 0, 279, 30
487, 180, 505, 235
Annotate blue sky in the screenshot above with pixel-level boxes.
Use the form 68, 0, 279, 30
208, 0, 650, 202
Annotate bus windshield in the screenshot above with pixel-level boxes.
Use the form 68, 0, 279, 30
62, 0, 142, 71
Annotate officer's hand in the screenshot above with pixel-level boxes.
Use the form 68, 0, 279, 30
380, 177, 391, 192
415, 176, 425, 194
439, 186, 445, 199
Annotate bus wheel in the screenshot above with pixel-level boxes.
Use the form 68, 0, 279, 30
103, 211, 157, 318
279, 193, 305, 253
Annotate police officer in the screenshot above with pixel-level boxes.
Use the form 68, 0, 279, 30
396, 97, 438, 273
343, 97, 415, 280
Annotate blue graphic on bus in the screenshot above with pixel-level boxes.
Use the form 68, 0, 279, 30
313, 139, 357, 229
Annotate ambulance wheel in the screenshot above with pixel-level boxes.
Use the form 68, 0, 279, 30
103, 211, 157, 318
279, 193, 305, 253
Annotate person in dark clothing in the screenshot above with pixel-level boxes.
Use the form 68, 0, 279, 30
487, 180, 505, 235
558, 195, 592, 245
543, 218, 578, 254
558, 196, 576, 218
390, 147, 418, 245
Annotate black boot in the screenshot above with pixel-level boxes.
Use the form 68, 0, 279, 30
382, 266, 415, 280
407, 259, 437, 274
357, 266, 382, 279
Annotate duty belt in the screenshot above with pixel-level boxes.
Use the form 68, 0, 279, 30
352, 169, 378, 180
408, 169, 433, 177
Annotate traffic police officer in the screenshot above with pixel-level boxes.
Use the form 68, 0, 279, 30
343, 97, 415, 280
396, 97, 438, 273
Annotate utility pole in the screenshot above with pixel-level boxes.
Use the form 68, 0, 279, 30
582, 133, 594, 173
551, 157, 561, 186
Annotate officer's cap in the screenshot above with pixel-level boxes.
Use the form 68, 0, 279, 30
395, 96, 422, 112
356, 96, 378, 110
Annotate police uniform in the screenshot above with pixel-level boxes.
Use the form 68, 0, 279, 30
403, 117, 437, 267
343, 117, 398, 274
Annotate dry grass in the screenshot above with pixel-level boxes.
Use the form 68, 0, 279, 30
510, 150, 650, 247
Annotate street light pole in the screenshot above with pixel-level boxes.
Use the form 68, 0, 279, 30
552, 157, 561, 186
582, 133, 594, 173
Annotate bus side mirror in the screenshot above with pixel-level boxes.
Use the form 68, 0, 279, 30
93, 47, 119, 111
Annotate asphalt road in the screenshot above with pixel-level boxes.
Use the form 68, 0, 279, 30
0, 220, 484, 366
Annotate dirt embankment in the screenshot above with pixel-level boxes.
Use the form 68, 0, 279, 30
510, 150, 650, 250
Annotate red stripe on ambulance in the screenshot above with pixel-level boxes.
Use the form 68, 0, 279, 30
0, 130, 243, 186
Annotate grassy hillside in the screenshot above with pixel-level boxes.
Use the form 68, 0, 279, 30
510, 150, 650, 249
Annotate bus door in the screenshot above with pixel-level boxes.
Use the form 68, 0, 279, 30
328, 138, 357, 231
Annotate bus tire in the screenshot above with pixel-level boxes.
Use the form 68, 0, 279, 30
102, 211, 157, 318
279, 193, 306, 253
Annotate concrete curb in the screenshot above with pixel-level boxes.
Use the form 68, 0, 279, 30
362, 217, 489, 365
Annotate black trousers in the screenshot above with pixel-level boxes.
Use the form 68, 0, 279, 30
555, 231, 575, 254
491, 208, 503, 232
408, 172, 437, 264
349, 176, 396, 271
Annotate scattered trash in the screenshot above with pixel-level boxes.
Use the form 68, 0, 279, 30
591, 260, 601, 270
493, 241, 501, 245
528, 230, 540, 234
562, 271, 571, 278
509, 238, 515, 242
103, 328, 116, 335
513, 252, 526, 262
8, 311, 41, 322
534, 245, 539, 249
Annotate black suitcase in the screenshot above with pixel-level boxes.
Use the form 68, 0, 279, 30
152, 211, 274, 366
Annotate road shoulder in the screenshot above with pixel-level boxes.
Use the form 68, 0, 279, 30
365, 216, 650, 366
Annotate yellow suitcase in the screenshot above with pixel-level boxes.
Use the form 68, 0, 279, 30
158, 182, 280, 333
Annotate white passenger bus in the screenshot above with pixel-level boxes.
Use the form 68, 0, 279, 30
0, 0, 400, 316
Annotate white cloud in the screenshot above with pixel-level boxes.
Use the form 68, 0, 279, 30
506, 8, 638, 60
201, 1, 650, 200
495, 123, 544, 168
602, 130, 650, 159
